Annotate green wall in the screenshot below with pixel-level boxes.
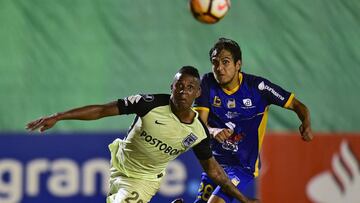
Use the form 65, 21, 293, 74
1, 0, 359, 132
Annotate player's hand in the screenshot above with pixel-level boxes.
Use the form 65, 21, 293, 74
299, 121, 313, 142
213, 128, 233, 143
26, 114, 58, 133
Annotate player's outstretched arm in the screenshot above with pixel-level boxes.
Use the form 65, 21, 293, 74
287, 97, 313, 142
198, 157, 260, 203
26, 101, 119, 132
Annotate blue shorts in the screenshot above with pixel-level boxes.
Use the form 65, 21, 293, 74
194, 166, 256, 203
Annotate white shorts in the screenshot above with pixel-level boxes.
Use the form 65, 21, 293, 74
106, 167, 162, 203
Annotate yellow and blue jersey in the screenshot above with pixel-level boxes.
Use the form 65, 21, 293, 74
194, 72, 294, 177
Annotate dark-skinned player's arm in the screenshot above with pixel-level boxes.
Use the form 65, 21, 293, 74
286, 97, 313, 142
26, 101, 119, 133
198, 157, 259, 203
193, 126, 259, 203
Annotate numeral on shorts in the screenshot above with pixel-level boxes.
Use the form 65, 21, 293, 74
124, 191, 144, 203
197, 182, 214, 201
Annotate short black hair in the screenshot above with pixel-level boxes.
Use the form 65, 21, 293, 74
177, 66, 200, 80
209, 38, 242, 63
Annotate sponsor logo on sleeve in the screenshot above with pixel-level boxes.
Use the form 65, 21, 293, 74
142, 94, 154, 102
258, 81, 285, 101
126, 95, 142, 105
124, 94, 154, 106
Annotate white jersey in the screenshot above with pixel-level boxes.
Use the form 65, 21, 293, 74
109, 94, 212, 181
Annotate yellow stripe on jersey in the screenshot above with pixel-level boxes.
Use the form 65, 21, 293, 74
193, 107, 210, 112
221, 73, 243, 95
284, 93, 295, 108
253, 106, 269, 177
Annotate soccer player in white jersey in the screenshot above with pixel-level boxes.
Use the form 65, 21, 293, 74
26, 66, 259, 203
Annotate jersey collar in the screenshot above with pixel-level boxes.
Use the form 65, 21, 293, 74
169, 106, 199, 125
221, 72, 243, 95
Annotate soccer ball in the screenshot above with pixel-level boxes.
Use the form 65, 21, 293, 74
189, 0, 231, 24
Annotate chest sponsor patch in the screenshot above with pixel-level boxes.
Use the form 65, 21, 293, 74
242, 98, 252, 107
139, 130, 181, 156
212, 96, 221, 107
225, 111, 240, 119
227, 98, 236, 108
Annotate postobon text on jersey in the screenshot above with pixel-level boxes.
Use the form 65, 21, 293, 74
139, 131, 182, 156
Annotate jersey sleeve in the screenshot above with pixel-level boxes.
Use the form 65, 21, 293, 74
194, 74, 211, 111
192, 118, 213, 160
117, 94, 169, 117
256, 77, 295, 108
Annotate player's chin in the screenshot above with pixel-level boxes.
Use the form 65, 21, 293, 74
215, 76, 229, 85
176, 100, 192, 109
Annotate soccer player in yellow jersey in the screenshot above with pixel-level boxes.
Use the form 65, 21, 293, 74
26, 66, 259, 203
193, 38, 313, 203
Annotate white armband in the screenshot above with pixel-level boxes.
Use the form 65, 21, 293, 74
208, 127, 223, 137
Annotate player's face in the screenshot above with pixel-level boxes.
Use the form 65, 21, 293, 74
211, 49, 241, 88
171, 73, 201, 110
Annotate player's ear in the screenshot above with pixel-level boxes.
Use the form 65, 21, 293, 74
236, 60, 241, 72
195, 86, 201, 98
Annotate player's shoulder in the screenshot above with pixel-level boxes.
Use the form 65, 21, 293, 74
121, 93, 170, 116
143, 94, 170, 106
201, 72, 214, 80
242, 72, 269, 88
201, 72, 218, 85
151, 94, 170, 102
124, 93, 170, 107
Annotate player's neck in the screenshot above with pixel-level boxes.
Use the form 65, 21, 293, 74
221, 73, 241, 92
170, 102, 195, 124
175, 110, 195, 124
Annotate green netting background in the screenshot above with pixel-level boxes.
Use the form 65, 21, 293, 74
1, 0, 359, 132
